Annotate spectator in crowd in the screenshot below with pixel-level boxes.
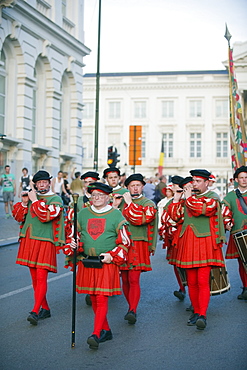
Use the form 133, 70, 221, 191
70, 171, 84, 197
143, 177, 156, 201
18, 168, 32, 197
0, 164, 16, 218
155, 175, 167, 203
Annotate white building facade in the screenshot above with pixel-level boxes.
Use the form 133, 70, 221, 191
82, 43, 247, 195
0, 0, 89, 183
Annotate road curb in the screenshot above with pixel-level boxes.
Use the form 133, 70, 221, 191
0, 238, 19, 247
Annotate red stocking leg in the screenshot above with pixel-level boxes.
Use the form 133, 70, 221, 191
92, 295, 110, 338
32, 268, 49, 314
127, 270, 141, 313
186, 268, 200, 314
197, 266, 211, 317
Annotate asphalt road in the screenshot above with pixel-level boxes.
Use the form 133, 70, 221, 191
0, 241, 246, 370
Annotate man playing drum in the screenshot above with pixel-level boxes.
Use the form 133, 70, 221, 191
166, 169, 226, 330
222, 165, 247, 300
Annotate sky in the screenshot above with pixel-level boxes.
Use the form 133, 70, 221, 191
83, 0, 247, 74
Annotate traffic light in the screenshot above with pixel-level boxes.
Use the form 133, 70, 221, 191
107, 146, 120, 167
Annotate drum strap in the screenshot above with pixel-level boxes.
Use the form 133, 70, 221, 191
236, 189, 247, 215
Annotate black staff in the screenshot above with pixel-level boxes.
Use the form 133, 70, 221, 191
71, 193, 79, 348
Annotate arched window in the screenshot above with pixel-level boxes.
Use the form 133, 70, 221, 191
60, 71, 71, 152
33, 57, 46, 146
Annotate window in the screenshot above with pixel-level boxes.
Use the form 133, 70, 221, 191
62, 0, 67, 17
82, 134, 93, 159
161, 101, 174, 118
0, 50, 6, 135
215, 99, 228, 118
60, 72, 71, 152
83, 102, 94, 119
134, 101, 146, 118
162, 133, 173, 158
109, 102, 121, 119
189, 100, 202, 117
108, 133, 120, 152
190, 133, 201, 157
216, 132, 228, 157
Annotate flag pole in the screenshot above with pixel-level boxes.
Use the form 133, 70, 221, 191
71, 193, 79, 348
224, 24, 240, 170
158, 136, 164, 176
224, 24, 247, 171
93, 0, 101, 171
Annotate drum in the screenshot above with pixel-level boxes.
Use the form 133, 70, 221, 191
233, 230, 247, 273
210, 267, 230, 296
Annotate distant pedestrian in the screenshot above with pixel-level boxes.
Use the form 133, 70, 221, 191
0, 165, 16, 218
61, 172, 71, 208
154, 175, 167, 203
51, 170, 67, 197
18, 168, 32, 197
70, 171, 84, 197
143, 178, 156, 201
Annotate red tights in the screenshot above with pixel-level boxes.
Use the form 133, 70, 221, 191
186, 266, 211, 317
238, 258, 247, 287
90, 294, 110, 338
121, 270, 141, 313
29, 267, 49, 314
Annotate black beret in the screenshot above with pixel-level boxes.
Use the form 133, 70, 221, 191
80, 171, 100, 180
233, 166, 247, 179
171, 175, 184, 185
190, 169, 211, 179
179, 176, 193, 188
103, 167, 120, 178
125, 173, 146, 187
88, 182, 113, 194
32, 170, 52, 183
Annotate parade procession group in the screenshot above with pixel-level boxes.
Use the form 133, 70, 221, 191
6, 164, 247, 350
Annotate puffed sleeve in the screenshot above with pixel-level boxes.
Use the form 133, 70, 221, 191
123, 202, 156, 225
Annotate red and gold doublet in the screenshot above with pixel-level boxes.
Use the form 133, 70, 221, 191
167, 192, 225, 269
13, 195, 65, 273
120, 197, 158, 271
65, 206, 131, 296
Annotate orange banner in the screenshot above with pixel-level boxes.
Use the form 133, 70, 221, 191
129, 125, 142, 165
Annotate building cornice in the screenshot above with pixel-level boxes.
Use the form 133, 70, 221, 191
83, 82, 229, 92
84, 70, 228, 78
2, 1, 90, 65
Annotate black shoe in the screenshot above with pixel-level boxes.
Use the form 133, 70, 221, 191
196, 315, 207, 330
187, 313, 199, 326
124, 310, 137, 324
87, 334, 99, 349
186, 304, 194, 312
27, 311, 38, 325
237, 287, 247, 300
38, 308, 51, 320
85, 294, 92, 306
99, 329, 113, 343
173, 289, 186, 301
